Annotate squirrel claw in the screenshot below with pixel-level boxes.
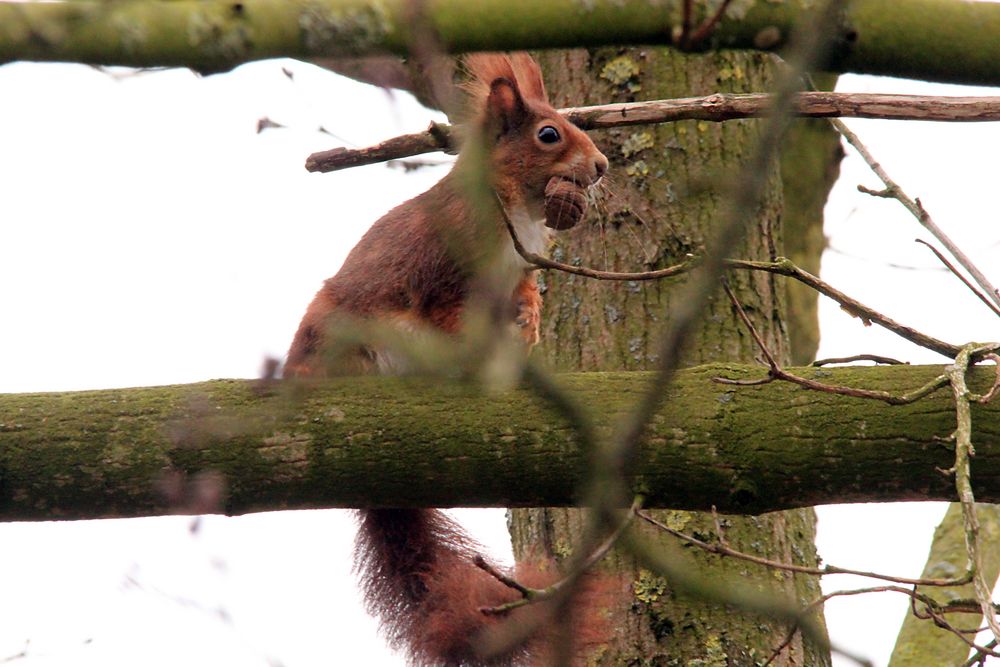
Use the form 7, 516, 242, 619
515, 298, 541, 347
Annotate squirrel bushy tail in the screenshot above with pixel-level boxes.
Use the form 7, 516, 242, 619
355, 508, 526, 666
355, 508, 610, 666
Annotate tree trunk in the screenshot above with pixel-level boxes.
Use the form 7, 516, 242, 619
780, 73, 842, 365
508, 48, 836, 665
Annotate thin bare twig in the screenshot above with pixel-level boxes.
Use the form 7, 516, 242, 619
761, 624, 799, 667
812, 354, 908, 366
915, 238, 1000, 318
833, 116, 1000, 311
498, 200, 697, 281
306, 93, 1000, 172
763, 585, 1000, 666
977, 353, 1000, 404
718, 281, 952, 405
473, 555, 532, 600
502, 205, 973, 360
477, 495, 640, 616
734, 258, 974, 360
674, 0, 734, 49
306, 120, 456, 172
637, 508, 972, 587
0, 642, 29, 665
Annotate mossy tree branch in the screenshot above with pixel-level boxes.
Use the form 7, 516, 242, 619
3, 0, 1000, 86
1, 363, 998, 522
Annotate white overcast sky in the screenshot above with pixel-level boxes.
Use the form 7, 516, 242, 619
1, 55, 999, 666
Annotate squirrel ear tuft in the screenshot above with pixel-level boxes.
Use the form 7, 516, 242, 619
485, 77, 527, 137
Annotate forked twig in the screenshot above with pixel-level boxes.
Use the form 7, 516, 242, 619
473, 556, 532, 601
475, 496, 640, 616
717, 280, 952, 405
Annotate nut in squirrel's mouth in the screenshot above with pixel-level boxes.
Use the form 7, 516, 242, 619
544, 176, 590, 231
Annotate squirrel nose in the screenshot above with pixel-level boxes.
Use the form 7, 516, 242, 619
593, 155, 608, 180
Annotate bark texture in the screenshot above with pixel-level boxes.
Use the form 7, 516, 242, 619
4, 0, 1000, 86
510, 47, 829, 666
1, 364, 998, 522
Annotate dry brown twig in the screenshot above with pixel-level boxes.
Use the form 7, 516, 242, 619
306, 93, 1000, 173
964, 639, 1000, 667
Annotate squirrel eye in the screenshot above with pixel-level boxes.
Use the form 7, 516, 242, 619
537, 125, 561, 144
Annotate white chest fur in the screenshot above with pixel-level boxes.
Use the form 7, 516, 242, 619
508, 205, 551, 258
492, 205, 549, 295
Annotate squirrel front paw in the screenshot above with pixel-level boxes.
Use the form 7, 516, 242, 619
512, 273, 542, 348
515, 296, 541, 347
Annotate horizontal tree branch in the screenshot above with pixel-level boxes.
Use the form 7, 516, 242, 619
306, 92, 1000, 172
3, 0, 1000, 86
1, 364, 998, 521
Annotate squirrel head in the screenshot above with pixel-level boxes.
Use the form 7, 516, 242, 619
461, 53, 608, 220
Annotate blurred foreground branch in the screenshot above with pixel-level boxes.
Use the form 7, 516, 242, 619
1, 364, 998, 521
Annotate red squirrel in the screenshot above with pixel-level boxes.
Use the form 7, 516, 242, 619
286, 53, 609, 665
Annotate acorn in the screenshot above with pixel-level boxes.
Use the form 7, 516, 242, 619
544, 177, 588, 230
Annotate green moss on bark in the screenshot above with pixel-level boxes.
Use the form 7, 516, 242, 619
2, 365, 998, 521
